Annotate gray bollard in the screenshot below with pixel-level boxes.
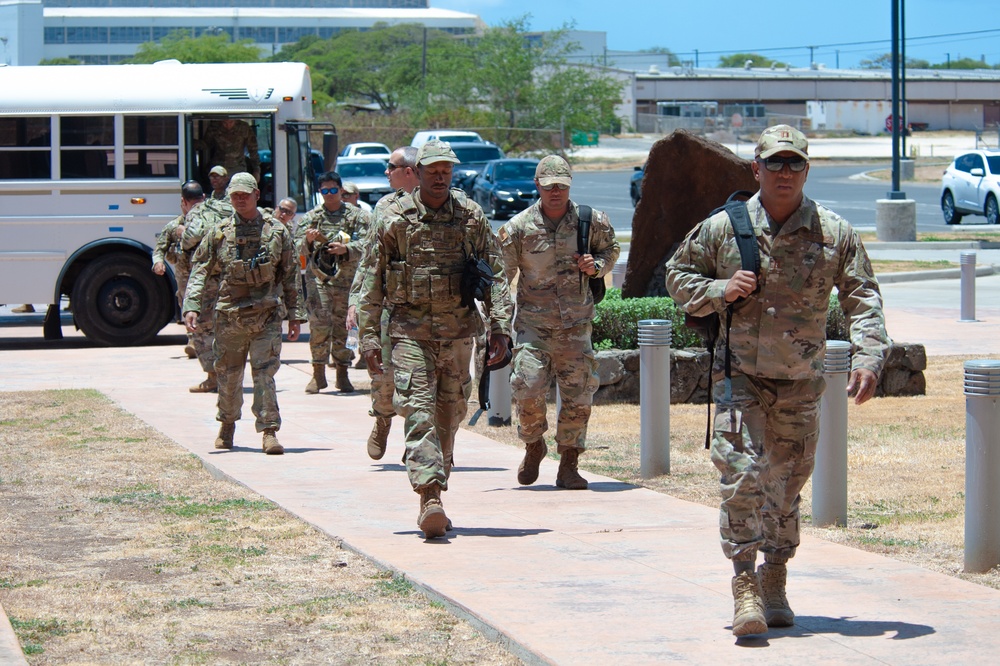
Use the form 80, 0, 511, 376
813, 341, 852, 527
960, 251, 977, 322
612, 258, 628, 289
639, 319, 671, 478
964, 360, 1000, 573
875, 198, 917, 241
487, 364, 512, 426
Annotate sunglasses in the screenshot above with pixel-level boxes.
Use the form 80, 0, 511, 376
386, 162, 405, 172
319, 187, 340, 195
759, 156, 808, 172
540, 183, 569, 191
277, 207, 295, 215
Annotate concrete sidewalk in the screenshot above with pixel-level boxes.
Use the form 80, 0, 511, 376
2, 304, 1000, 663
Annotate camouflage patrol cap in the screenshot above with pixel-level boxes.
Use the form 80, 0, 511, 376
341, 181, 359, 196
209, 165, 228, 177
416, 139, 460, 165
755, 124, 809, 160
535, 155, 572, 187
226, 172, 258, 195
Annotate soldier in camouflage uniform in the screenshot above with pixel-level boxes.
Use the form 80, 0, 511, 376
665, 125, 890, 637
183, 173, 304, 455
203, 119, 260, 181
152, 180, 205, 358
347, 146, 419, 460
181, 187, 235, 393
357, 140, 513, 539
498, 155, 619, 491
295, 171, 372, 394
207, 165, 229, 201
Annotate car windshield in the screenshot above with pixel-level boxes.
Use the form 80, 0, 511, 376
356, 146, 388, 155
988, 156, 1000, 174
337, 161, 387, 178
496, 162, 536, 180
453, 146, 503, 163
438, 134, 481, 143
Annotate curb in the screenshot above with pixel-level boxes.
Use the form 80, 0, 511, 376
869, 241, 986, 250
0, 602, 27, 666
877, 265, 997, 283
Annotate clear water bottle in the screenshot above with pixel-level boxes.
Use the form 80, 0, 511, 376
346, 325, 359, 352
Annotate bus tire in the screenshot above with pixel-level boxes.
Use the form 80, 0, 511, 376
71, 253, 172, 346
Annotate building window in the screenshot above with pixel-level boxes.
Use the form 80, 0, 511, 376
245, 27, 277, 43
44, 28, 66, 45
278, 27, 317, 43
67, 27, 109, 44
0, 118, 52, 180
110, 27, 152, 44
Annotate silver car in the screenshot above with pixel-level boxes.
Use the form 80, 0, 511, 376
335, 157, 393, 206
940, 150, 1000, 225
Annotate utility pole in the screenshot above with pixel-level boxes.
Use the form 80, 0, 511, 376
694, 49, 699, 68
901, 0, 907, 158
809, 45, 815, 66
889, 0, 904, 199
836, 49, 840, 69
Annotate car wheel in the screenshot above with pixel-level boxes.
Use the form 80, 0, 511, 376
986, 194, 999, 225
942, 191, 962, 225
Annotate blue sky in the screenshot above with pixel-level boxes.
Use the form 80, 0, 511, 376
436, 1, 1000, 69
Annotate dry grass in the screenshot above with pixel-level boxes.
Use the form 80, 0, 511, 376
467, 354, 1000, 589
0, 390, 522, 665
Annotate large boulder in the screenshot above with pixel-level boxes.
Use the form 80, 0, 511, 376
624, 131, 758, 298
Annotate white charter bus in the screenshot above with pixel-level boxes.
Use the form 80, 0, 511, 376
0, 60, 336, 346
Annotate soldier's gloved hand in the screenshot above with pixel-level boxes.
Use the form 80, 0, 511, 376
363, 348, 383, 375
486, 334, 512, 368
286, 320, 301, 342
183, 311, 199, 332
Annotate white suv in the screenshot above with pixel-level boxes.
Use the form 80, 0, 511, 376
940, 150, 1000, 225
411, 130, 484, 148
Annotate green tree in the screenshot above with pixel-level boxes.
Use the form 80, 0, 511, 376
718, 53, 786, 68
639, 47, 682, 67
930, 56, 991, 70
38, 57, 82, 65
859, 53, 930, 69
126, 30, 261, 64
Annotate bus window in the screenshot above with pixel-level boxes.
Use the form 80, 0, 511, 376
124, 115, 179, 178
60, 115, 114, 179
0, 117, 52, 179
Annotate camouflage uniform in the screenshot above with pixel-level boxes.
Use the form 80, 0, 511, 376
184, 208, 302, 432
499, 200, 619, 452
665, 191, 889, 562
295, 202, 372, 368
203, 120, 260, 178
182, 198, 233, 374
152, 214, 191, 314
350, 191, 405, 420
356, 187, 513, 491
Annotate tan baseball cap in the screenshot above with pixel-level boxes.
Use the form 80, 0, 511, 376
416, 139, 460, 166
209, 165, 228, 177
755, 124, 809, 160
226, 172, 258, 195
535, 155, 572, 187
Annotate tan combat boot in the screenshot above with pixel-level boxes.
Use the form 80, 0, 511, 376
262, 428, 284, 455
189, 372, 218, 393
417, 485, 448, 539
758, 563, 794, 627
555, 448, 588, 490
305, 364, 327, 394
335, 364, 354, 393
367, 416, 391, 460
184, 344, 197, 359
731, 570, 768, 637
214, 422, 235, 450
517, 439, 547, 485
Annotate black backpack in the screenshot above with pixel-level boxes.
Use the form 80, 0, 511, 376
577, 204, 606, 304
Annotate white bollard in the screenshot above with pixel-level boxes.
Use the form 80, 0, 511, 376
611, 258, 628, 289
639, 319, 671, 478
960, 251, 977, 322
813, 341, 852, 527
964, 359, 1000, 573
487, 364, 512, 426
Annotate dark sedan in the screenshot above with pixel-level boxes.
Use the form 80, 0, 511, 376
471, 158, 539, 220
449, 142, 506, 195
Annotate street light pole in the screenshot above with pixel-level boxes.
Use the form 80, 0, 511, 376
889, 0, 905, 199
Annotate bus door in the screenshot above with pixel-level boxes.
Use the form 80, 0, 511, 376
185, 114, 274, 207
284, 122, 337, 213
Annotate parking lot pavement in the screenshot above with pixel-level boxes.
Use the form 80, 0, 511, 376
3, 319, 1000, 664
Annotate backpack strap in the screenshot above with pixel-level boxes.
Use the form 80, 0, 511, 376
577, 204, 593, 296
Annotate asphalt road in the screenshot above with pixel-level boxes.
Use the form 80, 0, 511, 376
564, 164, 997, 234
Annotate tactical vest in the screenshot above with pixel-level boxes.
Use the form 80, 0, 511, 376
385, 194, 475, 308
219, 217, 276, 306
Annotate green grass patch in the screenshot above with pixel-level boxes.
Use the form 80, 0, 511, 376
374, 572, 413, 597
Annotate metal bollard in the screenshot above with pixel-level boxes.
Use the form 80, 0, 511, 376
813, 341, 852, 527
487, 364, 512, 426
960, 251, 977, 322
612, 258, 628, 289
964, 359, 1000, 573
639, 319, 671, 478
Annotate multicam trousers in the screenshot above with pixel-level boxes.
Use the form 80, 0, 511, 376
368, 310, 395, 419
191, 274, 219, 373
213, 307, 284, 432
710, 372, 826, 562
391, 337, 474, 492
305, 276, 352, 367
510, 322, 599, 453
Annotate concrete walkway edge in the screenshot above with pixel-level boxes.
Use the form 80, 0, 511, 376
0, 602, 28, 666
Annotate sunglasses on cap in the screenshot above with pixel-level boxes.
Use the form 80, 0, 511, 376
319, 187, 340, 195
539, 183, 569, 191
759, 156, 808, 172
